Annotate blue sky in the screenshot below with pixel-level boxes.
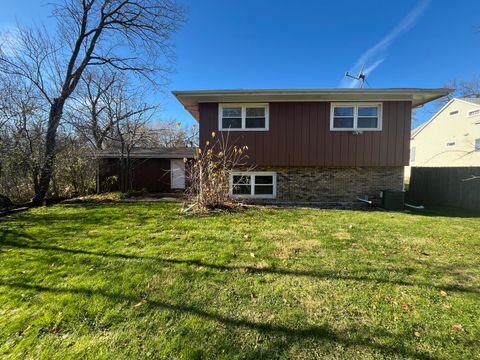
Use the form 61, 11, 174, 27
1, 0, 479, 128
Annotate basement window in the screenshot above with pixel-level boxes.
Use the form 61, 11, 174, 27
330, 103, 382, 131
219, 104, 269, 131
230, 172, 276, 199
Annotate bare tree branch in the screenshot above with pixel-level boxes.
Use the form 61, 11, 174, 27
0, 0, 185, 204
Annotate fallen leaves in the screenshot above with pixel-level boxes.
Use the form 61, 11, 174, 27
414, 331, 421, 338
440, 290, 448, 297
50, 323, 61, 334
350, 242, 367, 251
133, 299, 147, 308
452, 324, 465, 332
402, 303, 412, 312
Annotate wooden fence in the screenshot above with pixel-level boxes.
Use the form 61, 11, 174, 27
408, 167, 480, 211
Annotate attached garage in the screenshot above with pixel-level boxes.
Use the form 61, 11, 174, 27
97, 147, 196, 193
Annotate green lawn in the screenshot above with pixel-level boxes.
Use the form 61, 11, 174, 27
0, 202, 479, 359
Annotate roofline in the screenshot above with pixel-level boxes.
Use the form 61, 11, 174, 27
97, 154, 195, 159
458, 97, 480, 106
173, 88, 453, 121
172, 88, 451, 95
411, 98, 454, 139
411, 97, 480, 139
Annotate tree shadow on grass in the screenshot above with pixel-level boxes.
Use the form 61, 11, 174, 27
1, 229, 478, 296
0, 280, 437, 359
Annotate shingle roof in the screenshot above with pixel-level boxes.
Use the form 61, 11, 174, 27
97, 147, 197, 158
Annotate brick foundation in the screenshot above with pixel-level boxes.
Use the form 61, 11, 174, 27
249, 167, 404, 204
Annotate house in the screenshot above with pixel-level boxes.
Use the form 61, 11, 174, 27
97, 147, 196, 193
409, 97, 480, 170
174, 88, 450, 204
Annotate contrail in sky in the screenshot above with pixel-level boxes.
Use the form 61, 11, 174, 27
340, 0, 430, 88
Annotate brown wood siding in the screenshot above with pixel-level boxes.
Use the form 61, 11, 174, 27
99, 158, 172, 192
199, 101, 412, 167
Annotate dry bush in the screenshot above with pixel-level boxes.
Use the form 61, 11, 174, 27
184, 131, 251, 213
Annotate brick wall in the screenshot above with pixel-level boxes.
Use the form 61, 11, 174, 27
252, 167, 404, 204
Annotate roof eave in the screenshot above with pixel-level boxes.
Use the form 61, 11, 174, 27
173, 88, 453, 121
96, 154, 196, 159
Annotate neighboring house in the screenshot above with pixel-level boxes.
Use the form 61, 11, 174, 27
409, 97, 480, 170
174, 88, 449, 204
97, 147, 196, 193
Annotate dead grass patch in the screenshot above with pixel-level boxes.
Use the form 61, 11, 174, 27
334, 231, 352, 240
273, 238, 321, 259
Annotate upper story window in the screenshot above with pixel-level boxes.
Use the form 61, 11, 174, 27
449, 110, 459, 116
468, 109, 480, 117
219, 103, 269, 131
330, 103, 382, 131
446, 141, 456, 148
475, 139, 480, 152
411, 147, 416, 162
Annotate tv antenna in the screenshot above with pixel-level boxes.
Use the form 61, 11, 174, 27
345, 64, 368, 88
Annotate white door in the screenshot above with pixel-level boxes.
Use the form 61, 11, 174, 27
170, 159, 185, 189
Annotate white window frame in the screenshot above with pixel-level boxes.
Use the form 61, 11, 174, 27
475, 138, 480, 152
229, 171, 276, 199
218, 103, 269, 131
330, 103, 383, 131
468, 109, 480, 117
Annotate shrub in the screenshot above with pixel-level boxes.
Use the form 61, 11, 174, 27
184, 131, 251, 213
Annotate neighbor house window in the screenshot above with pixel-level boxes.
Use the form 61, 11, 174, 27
230, 172, 276, 198
411, 147, 416, 162
446, 141, 456, 148
449, 110, 459, 116
330, 103, 382, 131
219, 104, 269, 131
468, 109, 480, 117
475, 138, 480, 151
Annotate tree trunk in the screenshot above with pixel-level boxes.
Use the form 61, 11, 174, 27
32, 98, 65, 205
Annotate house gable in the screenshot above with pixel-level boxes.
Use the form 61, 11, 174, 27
410, 98, 480, 167
412, 98, 480, 140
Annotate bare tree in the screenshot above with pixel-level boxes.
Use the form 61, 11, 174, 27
435, 76, 480, 109
0, 0, 184, 205
151, 119, 198, 148
67, 69, 118, 150
0, 75, 47, 202
101, 77, 157, 191
68, 70, 195, 151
